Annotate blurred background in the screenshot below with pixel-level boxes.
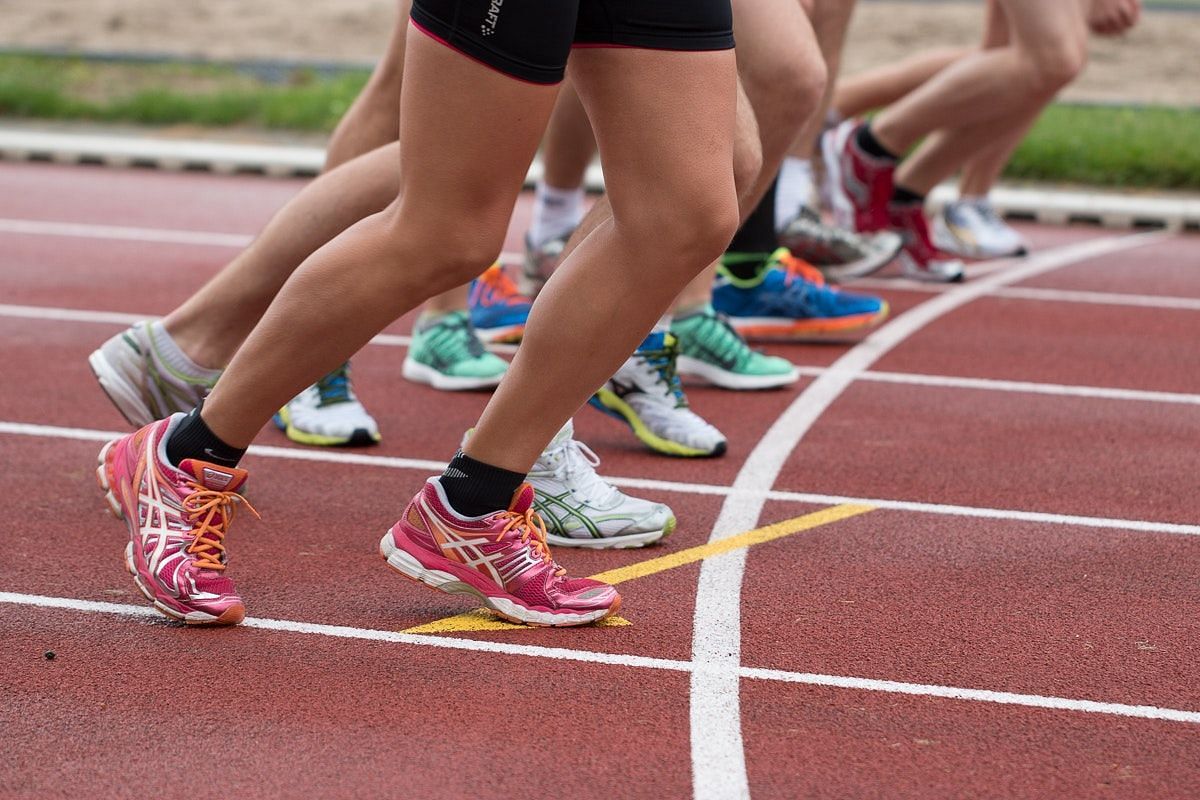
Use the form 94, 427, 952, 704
0, 0, 1197, 190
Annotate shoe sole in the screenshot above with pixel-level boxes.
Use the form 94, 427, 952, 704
95, 441, 244, 626
473, 324, 525, 345
401, 357, 505, 391
379, 531, 619, 627
816, 235, 905, 283
88, 348, 155, 428
273, 407, 381, 447
546, 514, 676, 550
588, 390, 726, 458
897, 252, 965, 283
676, 355, 798, 391
727, 304, 890, 341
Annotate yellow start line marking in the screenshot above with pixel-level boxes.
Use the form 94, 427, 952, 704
403, 503, 874, 634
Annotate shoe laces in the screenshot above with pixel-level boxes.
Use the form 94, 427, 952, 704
315, 363, 354, 407
544, 436, 621, 506
772, 248, 828, 288
495, 506, 563, 576
687, 310, 754, 370
636, 335, 688, 408
970, 199, 1010, 234
182, 485, 259, 571
424, 312, 486, 360
476, 264, 524, 307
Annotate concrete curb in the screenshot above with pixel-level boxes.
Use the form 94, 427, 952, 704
1, 128, 1195, 231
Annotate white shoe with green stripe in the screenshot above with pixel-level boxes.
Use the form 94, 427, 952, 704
672, 305, 799, 390
274, 362, 381, 447
530, 420, 676, 549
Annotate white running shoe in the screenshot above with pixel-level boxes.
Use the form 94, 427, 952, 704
934, 198, 1029, 260
590, 331, 727, 458
88, 321, 218, 427
273, 363, 381, 447
530, 420, 676, 549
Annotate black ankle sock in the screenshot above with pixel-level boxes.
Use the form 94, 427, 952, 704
721, 252, 771, 281
166, 406, 246, 468
440, 450, 526, 517
727, 177, 780, 257
891, 185, 926, 206
855, 123, 898, 162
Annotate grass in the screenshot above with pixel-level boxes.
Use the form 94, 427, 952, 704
2, 53, 1198, 190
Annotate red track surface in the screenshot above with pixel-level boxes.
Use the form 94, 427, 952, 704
2, 162, 1199, 798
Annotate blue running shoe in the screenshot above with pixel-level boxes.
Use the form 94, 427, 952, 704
713, 248, 889, 340
468, 263, 532, 344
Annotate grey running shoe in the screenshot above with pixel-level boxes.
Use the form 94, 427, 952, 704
934, 198, 1029, 259
88, 322, 217, 427
779, 206, 902, 282
519, 231, 569, 297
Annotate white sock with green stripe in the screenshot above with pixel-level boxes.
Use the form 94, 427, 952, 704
147, 321, 222, 381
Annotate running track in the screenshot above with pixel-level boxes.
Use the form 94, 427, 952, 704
2, 162, 1199, 799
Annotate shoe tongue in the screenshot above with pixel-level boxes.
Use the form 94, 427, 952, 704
550, 418, 574, 446
179, 459, 249, 493
507, 482, 535, 514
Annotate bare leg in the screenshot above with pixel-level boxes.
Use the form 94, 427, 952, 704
831, 47, 965, 119
541, 84, 595, 190
202, 29, 559, 448
871, 0, 1089, 156
787, 0, 858, 162
466, 47, 739, 472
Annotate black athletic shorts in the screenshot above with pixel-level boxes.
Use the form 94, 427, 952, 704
410, 0, 734, 85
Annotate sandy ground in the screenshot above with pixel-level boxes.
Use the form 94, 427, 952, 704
0, 1, 1196, 106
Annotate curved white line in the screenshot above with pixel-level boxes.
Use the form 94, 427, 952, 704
687, 230, 1172, 800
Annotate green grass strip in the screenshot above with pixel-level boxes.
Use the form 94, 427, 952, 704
2, 53, 1198, 189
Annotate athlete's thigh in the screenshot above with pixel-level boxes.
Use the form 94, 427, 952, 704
399, 1, 577, 219
996, 0, 1089, 50
568, 1, 737, 215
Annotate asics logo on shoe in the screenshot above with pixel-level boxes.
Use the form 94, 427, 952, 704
422, 502, 540, 585
201, 467, 236, 490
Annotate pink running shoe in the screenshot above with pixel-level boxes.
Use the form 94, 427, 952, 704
96, 414, 257, 625
380, 478, 621, 627
888, 202, 966, 283
822, 119, 895, 234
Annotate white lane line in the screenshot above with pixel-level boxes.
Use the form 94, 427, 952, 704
4, 419, 1199, 536
0, 304, 414, 347
0, 216, 524, 266
5, 590, 1200, 726
688, 230, 1175, 800
854, 276, 1200, 312
7, 302, 1200, 407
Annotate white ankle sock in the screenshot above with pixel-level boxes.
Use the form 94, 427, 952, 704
148, 321, 222, 379
529, 181, 584, 249
775, 157, 815, 232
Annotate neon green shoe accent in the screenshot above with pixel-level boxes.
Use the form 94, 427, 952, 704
274, 405, 381, 447
591, 387, 714, 458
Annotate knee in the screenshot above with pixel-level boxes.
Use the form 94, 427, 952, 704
378, 203, 505, 292
627, 188, 740, 273
1022, 38, 1088, 96
743, 47, 827, 146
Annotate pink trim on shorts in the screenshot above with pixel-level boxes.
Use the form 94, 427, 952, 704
408, 18, 560, 87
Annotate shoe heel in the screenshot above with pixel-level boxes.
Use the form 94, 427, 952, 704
96, 441, 124, 520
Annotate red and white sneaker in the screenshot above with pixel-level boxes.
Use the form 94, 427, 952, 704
888, 202, 966, 283
822, 119, 895, 233
380, 478, 621, 627
97, 414, 257, 625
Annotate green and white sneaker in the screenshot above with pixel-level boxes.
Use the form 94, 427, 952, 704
402, 310, 508, 391
274, 363, 381, 447
672, 305, 799, 390
88, 321, 220, 427
590, 331, 727, 458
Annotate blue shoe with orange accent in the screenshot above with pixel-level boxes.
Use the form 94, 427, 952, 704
468, 263, 532, 344
714, 248, 889, 340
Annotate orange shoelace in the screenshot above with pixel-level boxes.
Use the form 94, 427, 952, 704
480, 263, 523, 302
495, 506, 564, 576
183, 485, 260, 571
774, 249, 827, 287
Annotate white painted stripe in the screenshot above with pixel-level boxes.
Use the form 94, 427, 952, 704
3, 419, 1198, 536
853, 277, 1200, 312
688, 230, 1175, 799
0, 218, 254, 247
0, 217, 523, 266
4, 590, 1199, 725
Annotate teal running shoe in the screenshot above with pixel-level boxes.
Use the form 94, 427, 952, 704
402, 310, 508, 391
672, 305, 799, 390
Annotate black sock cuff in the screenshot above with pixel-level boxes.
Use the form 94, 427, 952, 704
440, 450, 526, 517
165, 405, 246, 468
891, 185, 926, 206
856, 123, 899, 162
